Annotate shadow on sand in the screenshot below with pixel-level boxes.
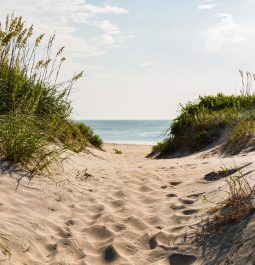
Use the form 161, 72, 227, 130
195, 213, 255, 265
0, 158, 32, 189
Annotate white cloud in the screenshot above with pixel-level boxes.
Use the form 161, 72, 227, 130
205, 13, 246, 52
96, 20, 121, 36
197, 0, 216, 10
77, 3, 128, 16
197, 4, 216, 10
0, 0, 129, 57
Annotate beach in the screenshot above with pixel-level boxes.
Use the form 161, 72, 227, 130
1, 144, 255, 264
1, 5, 255, 265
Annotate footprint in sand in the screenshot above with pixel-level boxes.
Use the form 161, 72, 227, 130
138, 233, 159, 251
170, 203, 185, 210
166, 193, 177, 198
168, 253, 197, 265
46, 243, 57, 253
149, 236, 158, 249
65, 219, 75, 226
179, 198, 196, 205
139, 185, 153, 192
104, 245, 118, 262
170, 181, 182, 186
182, 209, 198, 216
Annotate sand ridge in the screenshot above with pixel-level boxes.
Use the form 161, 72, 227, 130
0, 144, 255, 264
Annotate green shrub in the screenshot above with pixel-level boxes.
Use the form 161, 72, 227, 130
54, 120, 86, 153
154, 93, 255, 157
0, 113, 64, 177
75, 122, 103, 149
0, 15, 79, 119
222, 116, 255, 155
0, 14, 101, 175
89, 134, 103, 149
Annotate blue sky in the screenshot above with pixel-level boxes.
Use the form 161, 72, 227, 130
1, 0, 255, 119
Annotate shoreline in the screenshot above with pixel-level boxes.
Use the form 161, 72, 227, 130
104, 142, 154, 146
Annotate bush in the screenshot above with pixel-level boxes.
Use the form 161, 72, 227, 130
0, 15, 78, 119
154, 93, 255, 157
0, 14, 102, 175
0, 113, 65, 177
222, 116, 255, 155
56, 121, 103, 151
76, 122, 103, 149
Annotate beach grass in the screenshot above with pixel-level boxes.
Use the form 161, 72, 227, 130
75, 122, 103, 149
153, 92, 255, 157
113, 148, 122, 154
0, 233, 11, 259
201, 167, 255, 233
0, 13, 102, 176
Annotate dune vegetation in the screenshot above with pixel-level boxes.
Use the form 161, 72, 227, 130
200, 166, 255, 234
153, 79, 255, 157
0, 14, 102, 177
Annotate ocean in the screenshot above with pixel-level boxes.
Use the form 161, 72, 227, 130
83, 120, 170, 145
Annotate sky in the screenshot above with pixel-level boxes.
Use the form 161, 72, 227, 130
1, 0, 255, 119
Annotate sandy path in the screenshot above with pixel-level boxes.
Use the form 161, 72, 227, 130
0, 144, 255, 264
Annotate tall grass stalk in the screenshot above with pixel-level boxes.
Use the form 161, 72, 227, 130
0, 233, 11, 259
0, 13, 102, 176
201, 168, 255, 233
153, 93, 255, 157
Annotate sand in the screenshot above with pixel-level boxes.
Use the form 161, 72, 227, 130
1, 143, 255, 264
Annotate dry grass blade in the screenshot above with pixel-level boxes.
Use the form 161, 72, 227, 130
201, 169, 255, 234
0, 233, 11, 259
113, 148, 122, 154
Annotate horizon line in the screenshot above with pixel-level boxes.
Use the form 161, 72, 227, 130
76, 118, 171, 121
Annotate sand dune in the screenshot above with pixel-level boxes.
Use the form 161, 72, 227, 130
1, 144, 255, 264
